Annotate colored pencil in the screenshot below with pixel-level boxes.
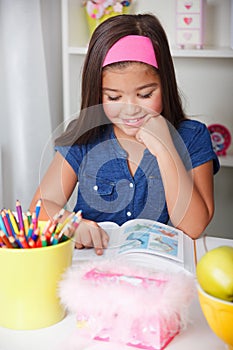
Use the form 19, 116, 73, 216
7, 209, 20, 235
27, 223, 34, 239
0, 203, 81, 249
56, 212, 75, 234
41, 233, 47, 247
16, 200, 25, 233
35, 199, 42, 219
32, 212, 38, 230
9, 236, 20, 248
18, 235, 29, 249
51, 233, 59, 245
36, 236, 42, 248
1, 210, 14, 237
27, 211, 32, 225
0, 230, 12, 248
0, 213, 8, 236
23, 214, 29, 235
72, 210, 82, 229
30, 227, 40, 242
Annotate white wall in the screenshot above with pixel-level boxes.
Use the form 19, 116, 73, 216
0, 0, 63, 209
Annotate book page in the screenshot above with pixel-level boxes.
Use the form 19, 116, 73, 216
113, 219, 184, 263
72, 219, 184, 265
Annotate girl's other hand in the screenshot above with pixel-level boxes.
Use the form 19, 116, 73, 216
74, 219, 109, 255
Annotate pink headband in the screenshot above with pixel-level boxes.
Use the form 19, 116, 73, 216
102, 35, 158, 68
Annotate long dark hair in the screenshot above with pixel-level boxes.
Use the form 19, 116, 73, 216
56, 13, 185, 146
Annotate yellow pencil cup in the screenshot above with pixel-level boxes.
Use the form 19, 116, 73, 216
0, 238, 74, 330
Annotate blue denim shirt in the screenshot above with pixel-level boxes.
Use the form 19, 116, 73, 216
55, 119, 220, 225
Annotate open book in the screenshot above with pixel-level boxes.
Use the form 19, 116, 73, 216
73, 218, 196, 273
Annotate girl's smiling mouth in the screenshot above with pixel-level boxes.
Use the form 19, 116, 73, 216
122, 115, 146, 127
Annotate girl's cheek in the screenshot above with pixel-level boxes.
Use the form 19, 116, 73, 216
103, 103, 121, 120
144, 97, 163, 115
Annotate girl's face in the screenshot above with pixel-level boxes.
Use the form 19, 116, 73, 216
102, 62, 163, 138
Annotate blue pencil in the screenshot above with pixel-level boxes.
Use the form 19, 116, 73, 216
35, 199, 42, 219
0, 212, 8, 236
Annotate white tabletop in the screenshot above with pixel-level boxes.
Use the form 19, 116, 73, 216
0, 236, 232, 350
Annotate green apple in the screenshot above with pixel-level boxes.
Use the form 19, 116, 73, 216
196, 245, 233, 302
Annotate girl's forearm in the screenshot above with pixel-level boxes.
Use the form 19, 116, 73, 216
156, 146, 212, 239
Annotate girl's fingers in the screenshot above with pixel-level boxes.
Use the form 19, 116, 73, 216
74, 220, 109, 255
101, 228, 109, 248
88, 225, 109, 255
75, 242, 84, 249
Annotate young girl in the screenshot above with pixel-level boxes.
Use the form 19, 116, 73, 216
30, 13, 219, 255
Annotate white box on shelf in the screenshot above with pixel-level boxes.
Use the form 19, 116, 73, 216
176, 0, 205, 49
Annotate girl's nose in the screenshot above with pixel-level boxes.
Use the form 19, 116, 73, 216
123, 102, 141, 116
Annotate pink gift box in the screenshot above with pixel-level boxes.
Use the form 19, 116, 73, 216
59, 260, 195, 350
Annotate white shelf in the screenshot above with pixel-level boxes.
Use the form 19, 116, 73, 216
68, 46, 233, 58
68, 46, 87, 55
218, 154, 233, 167
172, 47, 233, 58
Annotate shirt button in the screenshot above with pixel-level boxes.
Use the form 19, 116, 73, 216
93, 185, 98, 191
127, 211, 132, 217
129, 183, 134, 188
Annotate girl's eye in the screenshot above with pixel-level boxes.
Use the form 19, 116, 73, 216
139, 92, 153, 99
107, 95, 121, 101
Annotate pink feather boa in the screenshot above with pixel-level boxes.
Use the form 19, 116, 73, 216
59, 258, 195, 349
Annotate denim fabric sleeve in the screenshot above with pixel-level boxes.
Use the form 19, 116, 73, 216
54, 145, 82, 176
179, 120, 220, 174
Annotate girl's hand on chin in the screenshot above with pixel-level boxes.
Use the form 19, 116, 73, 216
136, 114, 173, 156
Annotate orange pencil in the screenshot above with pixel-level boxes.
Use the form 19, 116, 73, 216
0, 230, 13, 248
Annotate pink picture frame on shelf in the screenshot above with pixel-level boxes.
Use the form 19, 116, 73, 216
176, 0, 205, 49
